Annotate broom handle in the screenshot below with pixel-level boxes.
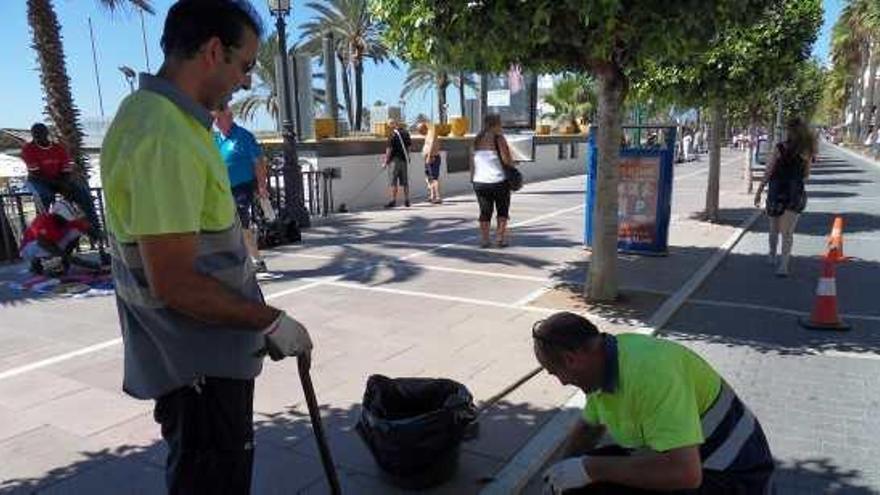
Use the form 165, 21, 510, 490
298, 355, 342, 495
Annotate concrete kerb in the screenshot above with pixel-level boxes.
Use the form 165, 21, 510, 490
479, 209, 762, 495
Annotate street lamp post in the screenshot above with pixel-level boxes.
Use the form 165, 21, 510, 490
268, 0, 310, 228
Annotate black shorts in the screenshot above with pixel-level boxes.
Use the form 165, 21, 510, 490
473, 181, 510, 222
154, 377, 255, 495
387, 157, 409, 187
425, 155, 441, 181
231, 182, 255, 228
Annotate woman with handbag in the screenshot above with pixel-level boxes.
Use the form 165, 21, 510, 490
423, 126, 443, 204
754, 118, 814, 277
471, 114, 516, 248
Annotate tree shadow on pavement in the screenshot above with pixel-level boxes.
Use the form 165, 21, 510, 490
691, 208, 880, 237
0, 388, 562, 495
773, 458, 880, 494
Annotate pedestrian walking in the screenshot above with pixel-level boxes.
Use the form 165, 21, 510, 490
213, 101, 269, 273
21, 123, 103, 241
422, 125, 443, 204
535, 312, 774, 494
471, 114, 514, 248
100, 2, 313, 493
383, 118, 412, 208
682, 130, 693, 162
754, 117, 814, 277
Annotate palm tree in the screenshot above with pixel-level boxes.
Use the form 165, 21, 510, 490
233, 33, 328, 128
27, 0, 153, 176
401, 65, 477, 124
542, 75, 597, 129
299, 0, 396, 131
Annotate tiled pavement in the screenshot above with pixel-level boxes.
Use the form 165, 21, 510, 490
0, 148, 759, 494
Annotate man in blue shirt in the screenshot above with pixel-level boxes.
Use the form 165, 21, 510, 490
213, 102, 269, 272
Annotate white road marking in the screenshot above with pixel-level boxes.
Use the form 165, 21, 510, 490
0, 202, 589, 380
0, 338, 123, 381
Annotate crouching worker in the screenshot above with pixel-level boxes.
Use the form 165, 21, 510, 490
534, 312, 774, 494
20, 198, 90, 276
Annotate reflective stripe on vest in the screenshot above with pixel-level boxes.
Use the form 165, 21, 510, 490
700, 381, 758, 471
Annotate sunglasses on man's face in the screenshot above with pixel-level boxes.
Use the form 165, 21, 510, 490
223, 46, 256, 75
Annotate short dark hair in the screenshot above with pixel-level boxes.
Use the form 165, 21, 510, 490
532, 312, 600, 358
30, 123, 48, 134
161, 0, 264, 60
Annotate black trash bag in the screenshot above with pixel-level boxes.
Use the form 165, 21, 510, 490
356, 375, 477, 489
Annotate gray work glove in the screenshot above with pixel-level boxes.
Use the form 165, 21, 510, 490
261, 312, 313, 362
542, 457, 591, 494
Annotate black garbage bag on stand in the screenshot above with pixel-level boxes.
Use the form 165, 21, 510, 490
356, 375, 478, 489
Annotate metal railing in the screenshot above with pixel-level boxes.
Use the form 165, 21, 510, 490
0, 165, 336, 262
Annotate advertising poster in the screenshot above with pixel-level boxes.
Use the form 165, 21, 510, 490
617, 156, 661, 245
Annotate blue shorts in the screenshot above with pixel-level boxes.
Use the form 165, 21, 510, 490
231, 182, 255, 228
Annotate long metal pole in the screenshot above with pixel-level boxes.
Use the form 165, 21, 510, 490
88, 17, 105, 118
276, 13, 310, 228
140, 8, 151, 72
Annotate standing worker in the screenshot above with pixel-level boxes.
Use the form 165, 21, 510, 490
100, 1, 313, 493
383, 118, 412, 208
213, 101, 269, 272
535, 312, 774, 494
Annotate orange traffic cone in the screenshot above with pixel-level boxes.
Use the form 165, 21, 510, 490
827, 216, 845, 263
800, 255, 850, 331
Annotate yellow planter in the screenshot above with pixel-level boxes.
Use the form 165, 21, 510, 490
314, 118, 336, 140
434, 123, 452, 137
372, 122, 391, 138
450, 117, 469, 137
536, 124, 551, 135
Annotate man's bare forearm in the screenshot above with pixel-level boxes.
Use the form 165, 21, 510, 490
585, 447, 702, 490
159, 271, 279, 330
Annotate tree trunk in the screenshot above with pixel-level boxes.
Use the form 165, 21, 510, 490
705, 101, 724, 222
438, 72, 449, 124
864, 45, 878, 140
585, 68, 626, 302
458, 71, 466, 117
337, 53, 354, 128
854, 60, 864, 142
354, 58, 364, 131
746, 111, 757, 193
27, 0, 87, 177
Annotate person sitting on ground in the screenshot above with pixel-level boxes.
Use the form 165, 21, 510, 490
535, 312, 774, 494
213, 101, 269, 272
383, 118, 412, 208
20, 197, 91, 276
21, 123, 103, 241
422, 125, 443, 204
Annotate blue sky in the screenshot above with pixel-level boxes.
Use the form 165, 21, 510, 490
0, 0, 844, 131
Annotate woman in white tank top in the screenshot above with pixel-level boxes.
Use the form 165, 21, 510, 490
471, 114, 514, 248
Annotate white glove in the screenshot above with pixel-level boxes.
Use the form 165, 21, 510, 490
542, 457, 591, 494
262, 312, 313, 361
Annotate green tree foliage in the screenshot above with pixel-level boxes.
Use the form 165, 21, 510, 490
299, 0, 396, 131
371, 0, 766, 300
542, 75, 597, 128
639, 0, 820, 220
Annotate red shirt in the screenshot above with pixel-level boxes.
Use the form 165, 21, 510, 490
21, 142, 72, 181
